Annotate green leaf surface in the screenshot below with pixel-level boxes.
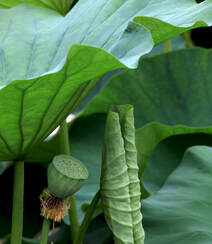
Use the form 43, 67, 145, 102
142, 146, 212, 244
83, 48, 212, 127
134, 0, 212, 45
0, 3, 154, 89
0, 45, 128, 161
0, 1, 155, 160
0, 0, 74, 15
140, 126, 212, 196
148, 35, 185, 57
1, 0, 212, 86
82, 47, 212, 177
142, 133, 212, 197
2, 0, 212, 43
101, 105, 144, 244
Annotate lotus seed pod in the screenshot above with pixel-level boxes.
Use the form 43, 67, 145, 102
47, 154, 88, 199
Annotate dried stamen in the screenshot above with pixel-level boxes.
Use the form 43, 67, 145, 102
40, 189, 71, 222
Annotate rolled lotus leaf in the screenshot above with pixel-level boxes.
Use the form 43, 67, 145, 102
48, 154, 88, 199
101, 105, 145, 244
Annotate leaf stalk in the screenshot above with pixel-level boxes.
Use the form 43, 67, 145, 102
164, 40, 172, 53
40, 218, 51, 244
183, 31, 195, 48
11, 161, 24, 244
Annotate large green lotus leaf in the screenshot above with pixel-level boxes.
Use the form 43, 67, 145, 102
82, 47, 212, 172
1, 0, 212, 46
136, 123, 212, 194
140, 133, 212, 200
101, 105, 144, 244
1, 0, 212, 88
140, 128, 212, 196
83, 48, 212, 127
0, 1, 156, 160
0, 0, 74, 15
134, 0, 212, 45
0, 3, 154, 88
0, 45, 130, 161
142, 146, 212, 244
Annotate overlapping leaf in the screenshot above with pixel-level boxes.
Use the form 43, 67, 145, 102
82, 47, 212, 174
0, 2, 154, 89
0, 0, 212, 160
0, 0, 74, 15
101, 105, 144, 244
0, 46, 128, 161
143, 133, 212, 196
1, 0, 212, 47
0, 2, 154, 160
134, 0, 212, 45
1, 0, 212, 85
142, 146, 212, 244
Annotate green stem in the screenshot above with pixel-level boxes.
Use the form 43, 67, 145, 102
183, 31, 195, 48
163, 40, 172, 53
60, 120, 71, 155
69, 194, 79, 240
74, 190, 101, 244
11, 161, 24, 244
40, 219, 51, 244
59, 120, 79, 241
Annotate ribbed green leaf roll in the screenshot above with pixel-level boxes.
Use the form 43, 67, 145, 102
100, 105, 144, 244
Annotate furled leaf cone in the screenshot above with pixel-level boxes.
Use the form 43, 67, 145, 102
40, 154, 88, 222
